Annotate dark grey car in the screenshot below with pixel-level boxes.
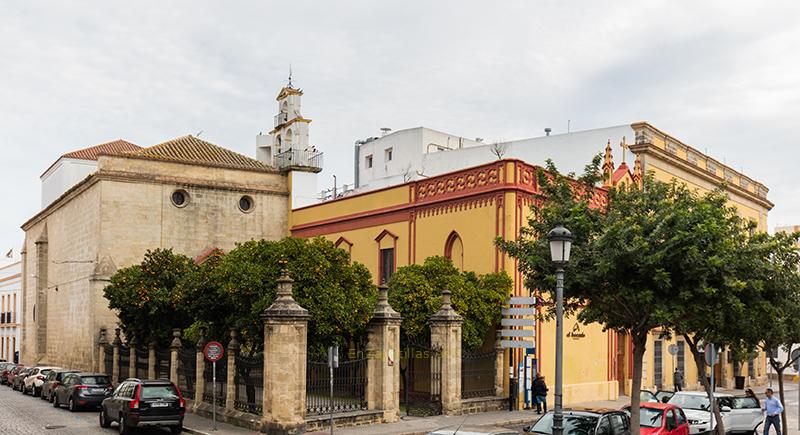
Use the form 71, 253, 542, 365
40, 369, 79, 402
53, 372, 113, 411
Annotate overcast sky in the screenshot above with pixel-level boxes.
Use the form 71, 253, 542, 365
1, 1, 799, 264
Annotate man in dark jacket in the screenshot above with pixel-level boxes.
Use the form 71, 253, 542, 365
673, 369, 684, 392
533, 373, 548, 414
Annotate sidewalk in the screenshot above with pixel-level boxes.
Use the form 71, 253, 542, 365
183, 412, 259, 435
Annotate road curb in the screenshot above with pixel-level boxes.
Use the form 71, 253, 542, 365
183, 427, 213, 435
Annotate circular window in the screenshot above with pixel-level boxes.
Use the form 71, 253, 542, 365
171, 189, 189, 208
238, 195, 254, 213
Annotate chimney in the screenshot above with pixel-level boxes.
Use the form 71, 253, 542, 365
544, 128, 552, 136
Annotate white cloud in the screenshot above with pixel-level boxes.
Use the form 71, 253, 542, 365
1, 0, 799, 253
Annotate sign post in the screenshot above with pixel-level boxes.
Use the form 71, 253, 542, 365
328, 346, 339, 435
204, 341, 224, 432
500, 296, 536, 412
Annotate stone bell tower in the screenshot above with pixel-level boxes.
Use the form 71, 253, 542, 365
256, 73, 313, 165
256, 74, 323, 209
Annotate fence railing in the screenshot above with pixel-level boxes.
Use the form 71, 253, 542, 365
177, 348, 196, 398
136, 348, 149, 379
306, 357, 368, 415
156, 349, 171, 380
119, 347, 130, 381
203, 356, 227, 406
103, 344, 114, 377
274, 148, 323, 170
235, 354, 264, 415
461, 350, 497, 399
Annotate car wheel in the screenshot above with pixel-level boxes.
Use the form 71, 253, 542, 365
119, 415, 131, 435
34, 387, 41, 397
49, 393, 55, 403
53, 395, 60, 408
68, 397, 76, 412
99, 409, 111, 428
170, 425, 182, 434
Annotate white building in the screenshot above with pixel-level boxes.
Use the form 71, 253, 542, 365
352, 125, 634, 193
40, 140, 142, 208
255, 81, 323, 208
0, 261, 21, 363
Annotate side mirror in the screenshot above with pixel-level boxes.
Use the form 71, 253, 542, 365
721, 406, 732, 412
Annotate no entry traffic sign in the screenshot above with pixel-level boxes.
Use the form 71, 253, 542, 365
204, 341, 224, 362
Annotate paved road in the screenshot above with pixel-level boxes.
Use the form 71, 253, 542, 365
0, 383, 174, 435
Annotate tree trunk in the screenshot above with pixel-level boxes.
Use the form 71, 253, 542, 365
684, 335, 725, 435
629, 330, 648, 434
774, 361, 787, 432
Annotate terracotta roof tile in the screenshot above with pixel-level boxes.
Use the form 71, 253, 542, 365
116, 135, 274, 172
62, 140, 141, 161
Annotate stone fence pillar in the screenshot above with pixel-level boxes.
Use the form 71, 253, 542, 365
148, 341, 157, 379
97, 328, 108, 374
194, 327, 207, 409
129, 338, 137, 380
226, 328, 239, 412
261, 271, 309, 435
365, 284, 401, 423
430, 290, 463, 415
494, 330, 505, 397
112, 328, 122, 383
170, 329, 181, 385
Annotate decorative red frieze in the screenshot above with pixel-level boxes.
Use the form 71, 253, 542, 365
414, 162, 504, 203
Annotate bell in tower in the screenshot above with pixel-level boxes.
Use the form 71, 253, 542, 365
256, 72, 314, 167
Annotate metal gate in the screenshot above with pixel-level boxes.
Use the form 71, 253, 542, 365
401, 343, 442, 416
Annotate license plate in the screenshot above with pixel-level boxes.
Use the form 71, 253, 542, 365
90, 388, 105, 394
151, 402, 170, 407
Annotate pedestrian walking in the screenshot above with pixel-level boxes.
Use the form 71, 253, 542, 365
746, 388, 760, 407
762, 388, 784, 435
673, 368, 684, 392
533, 373, 548, 415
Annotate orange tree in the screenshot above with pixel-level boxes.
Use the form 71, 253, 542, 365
387, 256, 511, 351
103, 248, 196, 346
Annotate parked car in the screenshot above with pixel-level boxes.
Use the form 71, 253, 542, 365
640, 390, 675, 404
11, 367, 31, 391
428, 426, 520, 434
100, 378, 185, 434
623, 402, 690, 435
53, 372, 113, 411
5, 365, 24, 387
0, 362, 15, 385
40, 369, 79, 402
524, 408, 631, 434
667, 391, 762, 434
22, 366, 61, 396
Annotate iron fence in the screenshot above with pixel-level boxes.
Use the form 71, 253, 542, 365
119, 347, 130, 381
177, 348, 196, 398
401, 343, 442, 416
461, 350, 497, 399
103, 344, 114, 377
203, 356, 227, 406
156, 349, 171, 380
136, 348, 149, 379
235, 354, 264, 415
306, 355, 367, 415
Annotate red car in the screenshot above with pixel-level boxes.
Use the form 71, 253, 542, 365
625, 402, 690, 435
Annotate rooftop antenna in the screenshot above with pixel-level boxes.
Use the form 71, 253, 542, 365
544, 128, 552, 136
196, 130, 203, 137
380, 127, 392, 137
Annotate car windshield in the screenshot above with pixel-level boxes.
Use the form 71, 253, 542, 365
669, 395, 710, 410
528, 412, 599, 434
141, 385, 179, 400
80, 376, 109, 385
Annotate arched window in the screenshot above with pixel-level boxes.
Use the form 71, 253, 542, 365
444, 231, 464, 270
375, 230, 398, 284
281, 100, 288, 113
285, 128, 293, 145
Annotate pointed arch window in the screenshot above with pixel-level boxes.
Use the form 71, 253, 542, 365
375, 230, 398, 284
444, 231, 464, 270
334, 236, 353, 255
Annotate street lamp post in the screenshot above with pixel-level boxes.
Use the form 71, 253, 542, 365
548, 224, 573, 435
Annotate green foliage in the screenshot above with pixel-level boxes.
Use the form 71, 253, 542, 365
387, 256, 510, 351
497, 157, 755, 433
204, 237, 377, 356
104, 238, 377, 357
103, 249, 196, 346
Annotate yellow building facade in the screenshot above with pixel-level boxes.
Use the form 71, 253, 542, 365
290, 122, 773, 405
